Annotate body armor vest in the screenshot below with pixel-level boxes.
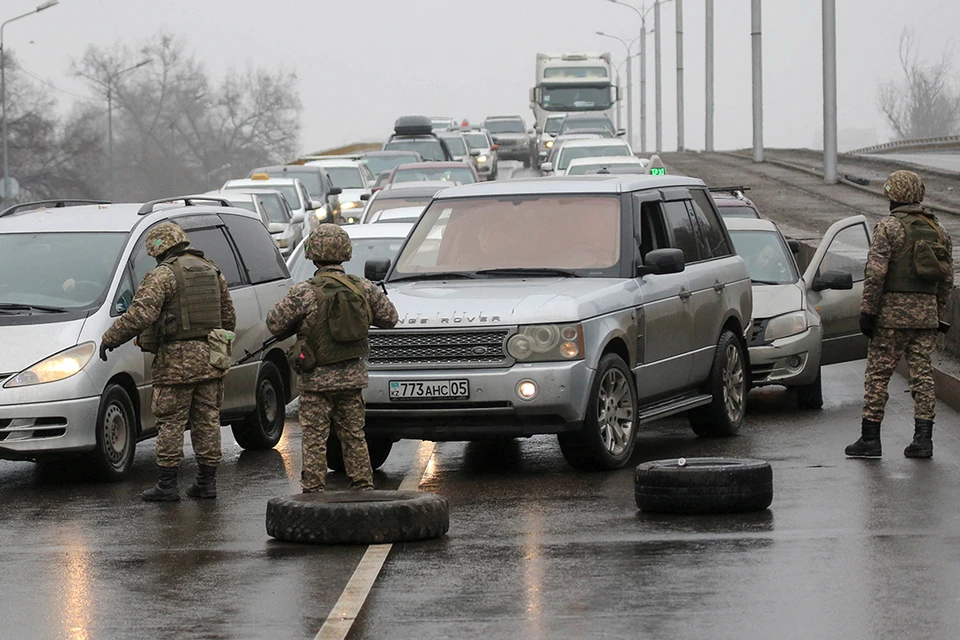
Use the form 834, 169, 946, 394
301, 274, 370, 367
884, 211, 941, 295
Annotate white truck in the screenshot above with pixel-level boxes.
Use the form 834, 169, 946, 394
529, 52, 619, 134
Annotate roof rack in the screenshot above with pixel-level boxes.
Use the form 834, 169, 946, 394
137, 196, 232, 216
708, 186, 751, 195
0, 199, 111, 219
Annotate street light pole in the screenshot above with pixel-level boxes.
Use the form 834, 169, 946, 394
822, 0, 838, 183
105, 59, 151, 201
1, 0, 59, 204
596, 31, 634, 147
751, 0, 763, 162
654, 0, 662, 152
705, 0, 714, 151
675, 0, 684, 151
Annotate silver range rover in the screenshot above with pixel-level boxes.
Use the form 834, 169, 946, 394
363, 175, 753, 470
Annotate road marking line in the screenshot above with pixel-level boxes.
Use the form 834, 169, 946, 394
314, 440, 436, 640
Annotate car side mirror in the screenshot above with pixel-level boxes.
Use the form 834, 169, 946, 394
637, 248, 685, 276
491, 144, 500, 150
291, 213, 304, 224
360, 193, 370, 201
365, 258, 391, 282
812, 269, 853, 292
308, 199, 323, 211
470, 149, 481, 157
540, 162, 554, 173
617, 128, 627, 137
787, 238, 801, 254
268, 222, 285, 234
329, 187, 343, 196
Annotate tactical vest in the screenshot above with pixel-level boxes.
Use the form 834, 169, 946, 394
884, 211, 942, 295
300, 273, 371, 367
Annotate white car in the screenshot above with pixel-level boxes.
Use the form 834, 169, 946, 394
287, 222, 414, 283
305, 160, 375, 219
541, 139, 634, 176
565, 156, 648, 176
200, 189, 303, 257
725, 215, 872, 408
223, 176, 323, 232
367, 206, 426, 225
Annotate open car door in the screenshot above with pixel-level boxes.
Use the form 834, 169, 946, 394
802, 215, 872, 366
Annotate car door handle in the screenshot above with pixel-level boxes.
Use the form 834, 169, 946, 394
713, 281, 725, 293
679, 287, 692, 302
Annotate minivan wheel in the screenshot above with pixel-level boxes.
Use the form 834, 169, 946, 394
232, 361, 285, 450
327, 434, 394, 472
558, 353, 638, 471
89, 384, 136, 481
689, 330, 746, 437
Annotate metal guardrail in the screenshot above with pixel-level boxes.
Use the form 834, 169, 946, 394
849, 135, 960, 155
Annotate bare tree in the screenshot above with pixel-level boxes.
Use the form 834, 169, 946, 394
877, 28, 960, 140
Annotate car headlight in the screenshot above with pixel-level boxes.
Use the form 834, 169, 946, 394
4, 342, 97, 388
506, 324, 583, 362
763, 311, 808, 342
340, 201, 361, 210
313, 210, 328, 222
476, 155, 488, 163
545, 140, 554, 148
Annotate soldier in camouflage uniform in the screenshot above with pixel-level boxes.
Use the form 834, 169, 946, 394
101, 222, 236, 500
266, 224, 398, 493
846, 170, 953, 458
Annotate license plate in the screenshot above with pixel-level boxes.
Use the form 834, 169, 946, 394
389, 379, 469, 400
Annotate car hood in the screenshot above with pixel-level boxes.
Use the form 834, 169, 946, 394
0, 317, 87, 376
751, 282, 803, 319
338, 188, 367, 203
384, 278, 633, 327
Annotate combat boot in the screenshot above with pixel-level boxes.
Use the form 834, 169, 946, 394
845, 419, 882, 458
140, 466, 180, 501
904, 419, 934, 458
185, 464, 217, 498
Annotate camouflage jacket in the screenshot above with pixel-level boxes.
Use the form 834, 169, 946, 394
266, 265, 398, 392
861, 206, 954, 329
102, 253, 237, 385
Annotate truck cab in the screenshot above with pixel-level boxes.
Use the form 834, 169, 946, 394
530, 52, 620, 133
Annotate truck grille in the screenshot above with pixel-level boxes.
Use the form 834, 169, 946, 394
369, 329, 510, 367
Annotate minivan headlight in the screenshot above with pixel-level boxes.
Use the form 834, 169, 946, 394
763, 311, 808, 342
507, 324, 583, 362
4, 342, 97, 388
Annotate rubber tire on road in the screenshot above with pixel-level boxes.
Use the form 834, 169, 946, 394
796, 368, 824, 410
635, 458, 773, 514
558, 353, 638, 471
232, 361, 285, 450
327, 434, 394, 471
688, 330, 746, 437
89, 384, 137, 481
266, 490, 449, 544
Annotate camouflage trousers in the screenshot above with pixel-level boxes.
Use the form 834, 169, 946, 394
299, 389, 373, 492
862, 328, 937, 423
152, 380, 224, 468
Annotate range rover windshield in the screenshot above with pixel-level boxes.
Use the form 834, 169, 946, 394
391, 195, 622, 279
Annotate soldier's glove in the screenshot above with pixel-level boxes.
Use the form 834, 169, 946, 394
859, 313, 877, 340
99, 342, 113, 362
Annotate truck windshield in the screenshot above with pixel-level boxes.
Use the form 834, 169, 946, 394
541, 86, 613, 110
384, 139, 446, 161
543, 66, 608, 79
392, 195, 621, 278
0, 232, 127, 310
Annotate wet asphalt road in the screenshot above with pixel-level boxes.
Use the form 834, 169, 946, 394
3, 361, 960, 639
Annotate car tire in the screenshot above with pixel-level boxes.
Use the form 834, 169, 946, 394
634, 457, 773, 514
558, 353, 638, 471
327, 434, 394, 471
89, 384, 137, 481
231, 361, 285, 450
796, 368, 824, 410
688, 330, 747, 437
266, 490, 449, 545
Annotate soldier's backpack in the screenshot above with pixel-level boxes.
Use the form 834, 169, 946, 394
911, 216, 952, 283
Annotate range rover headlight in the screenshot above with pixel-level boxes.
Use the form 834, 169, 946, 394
507, 324, 583, 362
763, 311, 808, 342
4, 342, 97, 388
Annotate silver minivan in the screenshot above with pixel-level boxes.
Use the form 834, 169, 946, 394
0, 197, 297, 480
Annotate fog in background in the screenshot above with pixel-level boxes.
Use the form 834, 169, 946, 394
6, 0, 958, 154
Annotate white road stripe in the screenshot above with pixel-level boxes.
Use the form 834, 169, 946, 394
314, 440, 437, 640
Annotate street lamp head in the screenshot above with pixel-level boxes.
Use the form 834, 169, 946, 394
595, 31, 606, 36
36, 0, 59, 12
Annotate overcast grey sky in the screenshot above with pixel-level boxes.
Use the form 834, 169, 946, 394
5, 0, 957, 154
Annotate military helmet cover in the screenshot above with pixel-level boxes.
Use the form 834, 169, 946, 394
305, 223, 352, 262
146, 221, 190, 258
884, 170, 925, 204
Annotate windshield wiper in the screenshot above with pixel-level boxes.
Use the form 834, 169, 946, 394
750, 279, 784, 286
389, 271, 479, 282
475, 268, 582, 278
0, 302, 68, 314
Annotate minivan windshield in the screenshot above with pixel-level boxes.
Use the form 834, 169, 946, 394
0, 232, 127, 310
392, 196, 621, 278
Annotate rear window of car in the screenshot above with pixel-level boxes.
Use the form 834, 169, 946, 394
484, 120, 525, 134
384, 139, 446, 161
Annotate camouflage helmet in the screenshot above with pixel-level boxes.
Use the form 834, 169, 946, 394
883, 170, 925, 204
305, 223, 352, 263
146, 222, 190, 258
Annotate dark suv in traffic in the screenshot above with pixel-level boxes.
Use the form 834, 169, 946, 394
483, 115, 536, 168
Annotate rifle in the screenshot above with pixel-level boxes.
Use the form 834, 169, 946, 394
236, 333, 292, 365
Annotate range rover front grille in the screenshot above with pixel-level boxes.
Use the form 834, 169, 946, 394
369, 329, 511, 367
